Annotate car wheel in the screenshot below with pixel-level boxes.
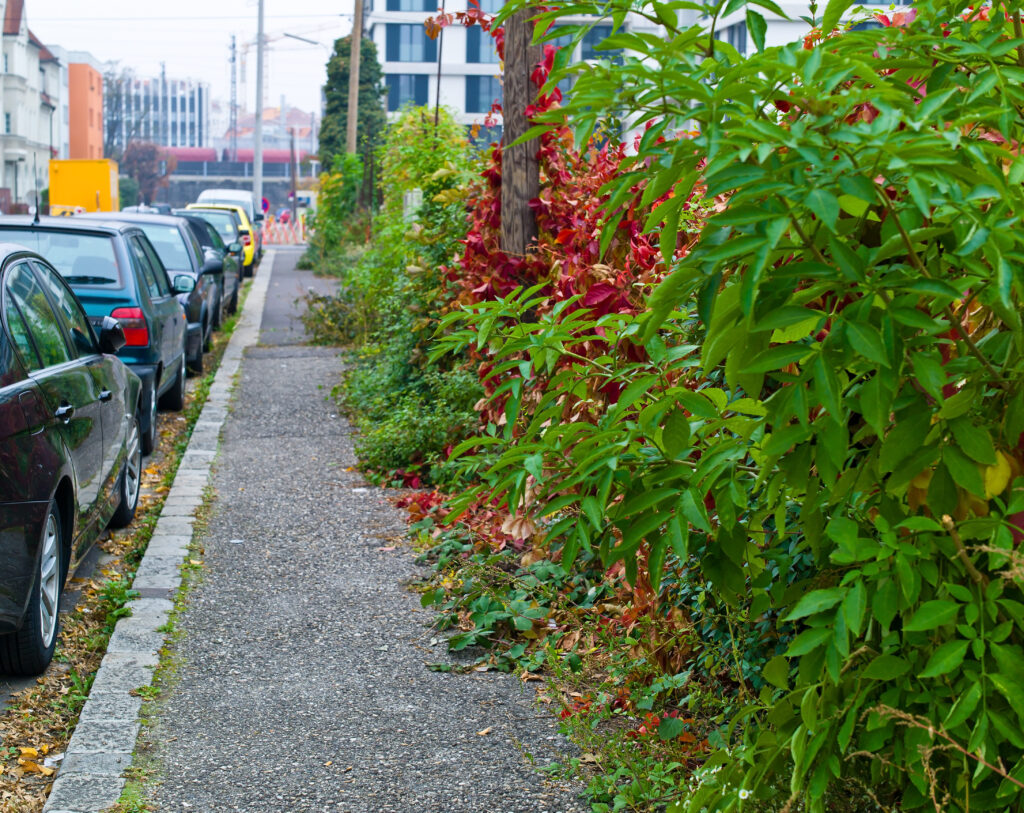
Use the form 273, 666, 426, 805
188, 344, 204, 375
158, 358, 187, 411
140, 384, 158, 456
0, 504, 62, 675
212, 292, 224, 330
243, 262, 253, 279
202, 315, 212, 353
228, 285, 239, 315
109, 412, 142, 529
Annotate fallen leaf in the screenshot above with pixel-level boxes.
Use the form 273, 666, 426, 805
580, 753, 599, 764
18, 759, 54, 776
520, 671, 544, 682
477, 727, 493, 736
189, 559, 202, 565
376, 546, 396, 552
324, 760, 333, 766
19, 747, 38, 758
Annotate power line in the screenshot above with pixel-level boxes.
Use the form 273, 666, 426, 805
30, 13, 351, 21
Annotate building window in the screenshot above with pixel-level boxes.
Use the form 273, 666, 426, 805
581, 25, 622, 60
386, 74, 429, 111
386, 24, 437, 62
466, 26, 500, 64
385, 0, 433, 10
715, 21, 747, 55
4, 113, 10, 134
3, 54, 7, 73
465, 75, 501, 114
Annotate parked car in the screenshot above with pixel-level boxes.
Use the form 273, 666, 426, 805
173, 206, 246, 290
186, 203, 257, 277
172, 210, 241, 320
81, 213, 217, 375
0, 246, 142, 675
195, 189, 263, 263
0, 216, 190, 454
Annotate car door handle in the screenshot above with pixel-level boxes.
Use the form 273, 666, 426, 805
99, 389, 113, 402
55, 403, 75, 422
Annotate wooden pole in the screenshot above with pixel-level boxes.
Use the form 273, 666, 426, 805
500, 7, 541, 256
346, 0, 364, 154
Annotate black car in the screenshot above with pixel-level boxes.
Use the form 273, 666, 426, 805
0, 246, 142, 675
173, 211, 241, 322
81, 213, 218, 374
0, 216, 191, 455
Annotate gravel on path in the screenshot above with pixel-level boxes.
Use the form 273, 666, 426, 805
144, 250, 587, 813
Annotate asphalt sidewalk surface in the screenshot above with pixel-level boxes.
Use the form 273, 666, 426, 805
139, 248, 585, 812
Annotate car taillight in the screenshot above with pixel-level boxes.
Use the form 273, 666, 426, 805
110, 307, 149, 347
241, 233, 251, 246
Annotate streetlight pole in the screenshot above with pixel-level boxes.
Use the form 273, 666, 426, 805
254, 0, 265, 217
346, 0, 363, 154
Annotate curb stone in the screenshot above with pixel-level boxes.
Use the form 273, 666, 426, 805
42, 252, 276, 813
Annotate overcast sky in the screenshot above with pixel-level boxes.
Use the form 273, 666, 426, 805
30, 1, 353, 114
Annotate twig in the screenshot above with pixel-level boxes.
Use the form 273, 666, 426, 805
941, 514, 988, 586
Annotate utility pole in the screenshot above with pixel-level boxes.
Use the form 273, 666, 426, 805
254, 0, 265, 217
346, 0, 363, 154
290, 128, 298, 223
229, 35, 238, 160
500, 9, 541, 255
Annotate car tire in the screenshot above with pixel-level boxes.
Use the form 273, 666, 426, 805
140, 384, 158, 456
202, 314, 212, 353
243, 262, 253, 279
212, 292, 224, 330
0, 503, 63, 675
228, 285, 239, 315
158, 359, 187, 411
188, 344, 204, 375
109, 412, 142, 529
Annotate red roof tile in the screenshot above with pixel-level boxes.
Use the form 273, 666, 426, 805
3, 0, 23, 35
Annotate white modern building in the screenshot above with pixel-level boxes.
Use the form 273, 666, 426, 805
104, 71, 211, 154
1, 0, 69, 210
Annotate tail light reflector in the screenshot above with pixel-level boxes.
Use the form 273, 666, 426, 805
110, 307, 149, 347
241, 233, 252, 246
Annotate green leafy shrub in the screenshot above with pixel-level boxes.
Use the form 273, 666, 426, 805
428, 0, 1024, 809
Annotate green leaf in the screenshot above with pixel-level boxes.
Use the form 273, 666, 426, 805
658, 716, 685, 741
949, 418, 997, 466
783, 588, 846, 621
662, 408, 691, 459
919, 639, 969, 678
844, 321, 889, 367
861, 654, 910, 680
804, 188, 839, 230
943, 445, 986, 497
944, 682, 982, 730
746, 9, 767, 52
842, 581, 866, 636
926, 462, 958, 516
744, 343, 812, 374
903, 600, 959, 632
785, 627, 832, 657
762, 655, 790, 689
821, 0, 854, 31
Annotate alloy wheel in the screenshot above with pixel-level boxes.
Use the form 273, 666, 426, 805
124, 418, 142, 509
38, 512, 60, 649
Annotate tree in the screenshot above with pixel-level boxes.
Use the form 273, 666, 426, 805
120, 142, 175, 204
319, 35, 387, 207
103, 67, 150, 161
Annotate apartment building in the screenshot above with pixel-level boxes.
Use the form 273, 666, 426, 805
1, 0, 69, 209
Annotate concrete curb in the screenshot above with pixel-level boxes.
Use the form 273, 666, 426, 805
43, 252, 276, 813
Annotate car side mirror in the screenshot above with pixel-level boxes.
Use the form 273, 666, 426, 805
228, 241, 242, 253
255, 213, 264, 222
173, 274, 196, 294
201, 255, 224, 274
98, 315, 127, 354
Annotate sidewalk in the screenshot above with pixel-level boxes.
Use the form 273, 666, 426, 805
46, 248, 585, 813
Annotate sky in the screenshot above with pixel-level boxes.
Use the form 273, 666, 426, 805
29, 0, 354, 115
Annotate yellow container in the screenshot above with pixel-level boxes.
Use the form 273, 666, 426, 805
48, 159, 119, 212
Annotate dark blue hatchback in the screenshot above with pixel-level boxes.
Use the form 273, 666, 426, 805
0, 217, 190, 454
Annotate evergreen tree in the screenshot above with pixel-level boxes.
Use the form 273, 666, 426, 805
319, 36, 387, 207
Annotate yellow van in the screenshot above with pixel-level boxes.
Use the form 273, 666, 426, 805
185, 203, 258, 275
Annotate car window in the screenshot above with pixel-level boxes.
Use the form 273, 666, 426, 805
3, 286, 41, 372
5, 262, 72, 369
195, 212, 237, 242
128, 235, 161, 300
138, 224, 191, 271
0, 229, 123, 287
137, 236, 171, 295
201, 222, 226, 251
32, 261, 97, 357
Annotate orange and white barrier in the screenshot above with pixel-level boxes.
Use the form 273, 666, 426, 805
260, 219, 308, 245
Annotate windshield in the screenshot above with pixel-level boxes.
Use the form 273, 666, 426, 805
190, 211, 236, 243
0, 229, 122, 287
139, 224, 191, 271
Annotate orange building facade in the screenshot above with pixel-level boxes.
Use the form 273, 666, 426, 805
68, 62, 103, 159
